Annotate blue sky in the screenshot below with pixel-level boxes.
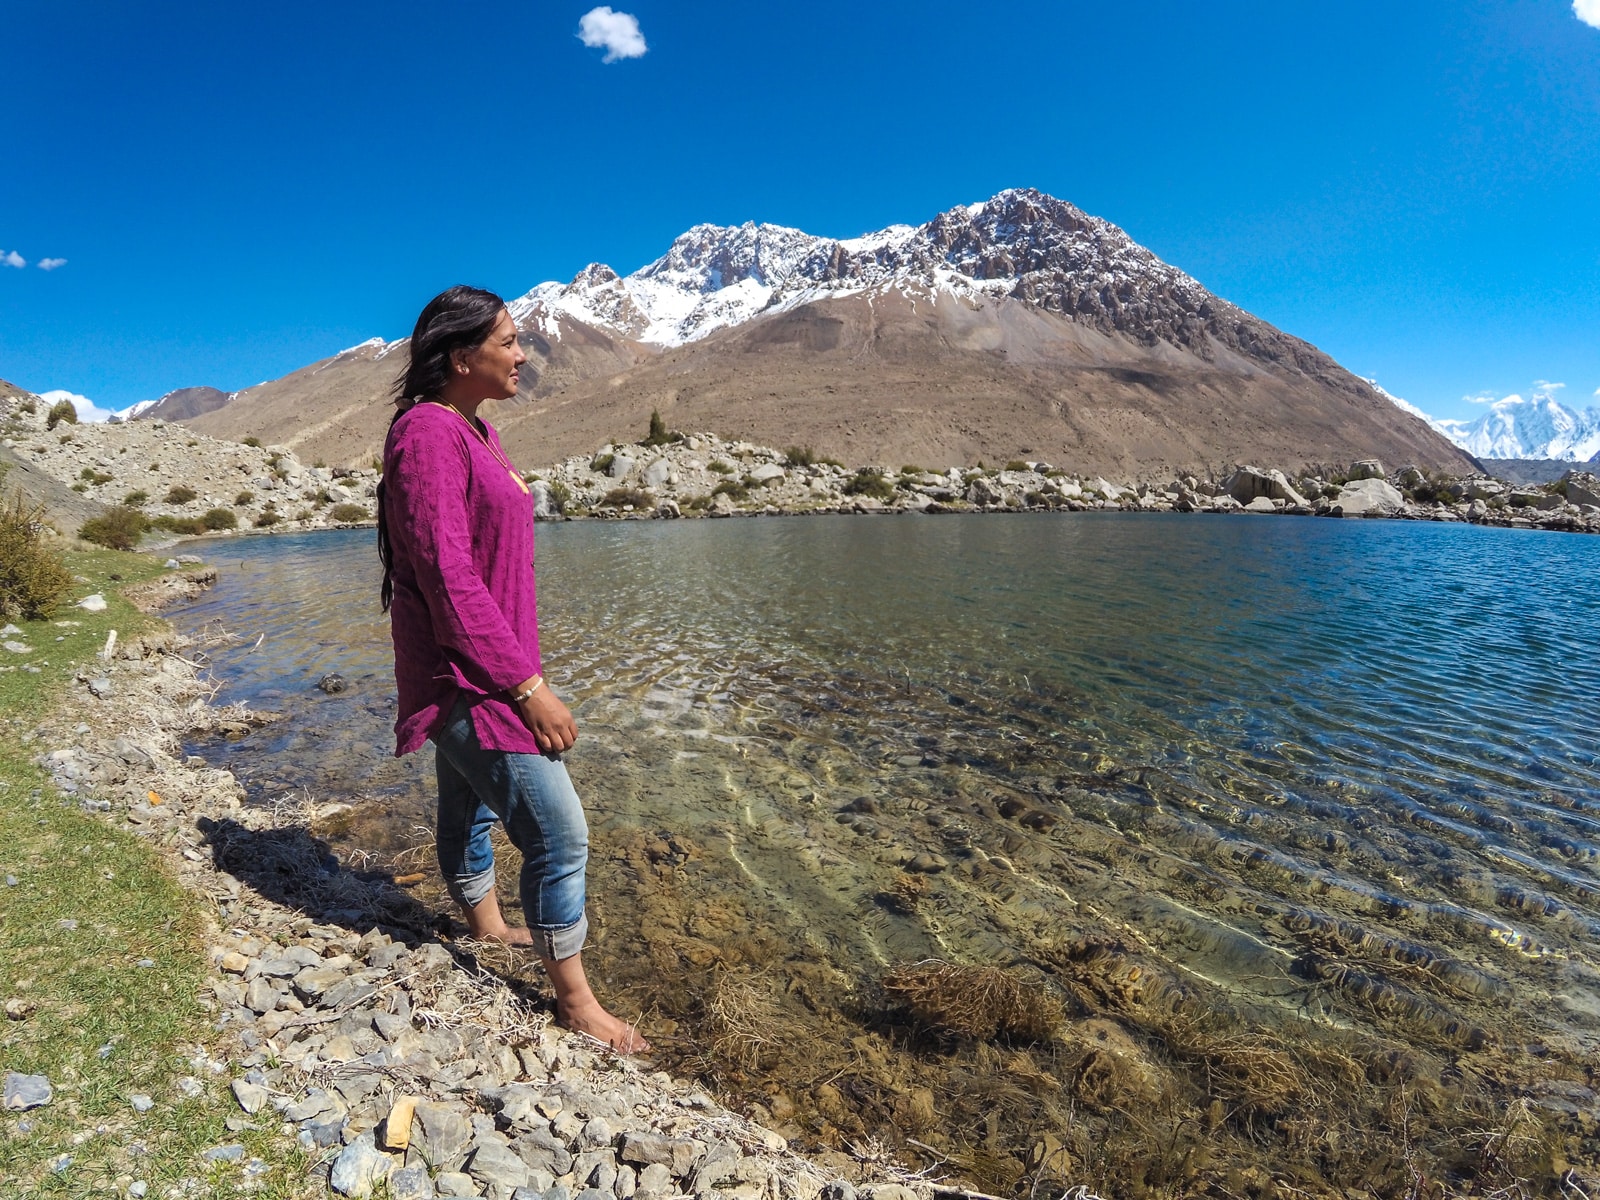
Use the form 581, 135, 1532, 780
3, 0, 1598, 423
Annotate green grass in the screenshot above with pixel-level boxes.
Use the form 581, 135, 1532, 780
0, 547, 316, 1198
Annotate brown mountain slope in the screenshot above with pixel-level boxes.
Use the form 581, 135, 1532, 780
488, 288, 1475, 478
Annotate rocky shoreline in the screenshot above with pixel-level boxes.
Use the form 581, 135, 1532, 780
9, 575, 959, 1200
5, 391, 1599, 538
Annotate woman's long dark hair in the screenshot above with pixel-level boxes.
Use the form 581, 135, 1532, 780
378, 285, 508, 612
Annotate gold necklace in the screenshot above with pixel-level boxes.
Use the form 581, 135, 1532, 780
425, 400, 529, 494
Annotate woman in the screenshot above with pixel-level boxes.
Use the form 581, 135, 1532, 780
378, 285, 647, 1054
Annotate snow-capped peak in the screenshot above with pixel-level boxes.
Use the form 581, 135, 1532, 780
1432, 390, 1600, 460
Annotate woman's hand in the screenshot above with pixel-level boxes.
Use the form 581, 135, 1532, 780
512, 677, 579, 754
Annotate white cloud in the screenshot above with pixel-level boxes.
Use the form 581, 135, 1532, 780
1464, 392, 1496, 405
1576, 0, 1600, 30
1533, 380, 1565, 393
37, 257, 66, 271
578, 6, 647, 62
1, 250, 25, 268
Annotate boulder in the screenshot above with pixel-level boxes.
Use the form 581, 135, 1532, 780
1348, 459, 1385, 480
1335, 478, 1404, 516
3, 1072, 52, 1110
966, 476, 1005, 506
641, 458, 671, 487
747, 464, 785, 485
605, 454, 636, 480
1222, 466, 1308, 508
1563, 472, 1600, 509
329, 1131, 397, 1197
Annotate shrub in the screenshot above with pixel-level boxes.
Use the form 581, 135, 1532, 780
202, 507, 238, 530
708, 460, 735, 475
45, 398, 78, 430
151, 515, 205, 535
164, 485, 198, 504
590, 452, 615, 474
843, 468, 896, 501
784, 446, 818, 468
1005, 459, 1030, 472
544, 480, 571, 514
71, 483, 88, 493
79, 505, 149, 550
0, 493, 73, 620
710, 480, 748, 502
642, 409, 677, 447
79, 468, 113, 485
685, 494, 711, 511
234, 491, 254, 506
17, 398, 36, 414
123, 490, 149, 506
899, 464, 923, 476
242, 436, 261, 448
329, 503, 368, 523
254, 507, 281, 527
599, 487, 654, 510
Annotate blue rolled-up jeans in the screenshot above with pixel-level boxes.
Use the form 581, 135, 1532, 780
431, 698, 589, 961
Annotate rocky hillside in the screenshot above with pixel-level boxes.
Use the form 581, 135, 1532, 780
0, 382, 377, 537
176, 190, 1477, 479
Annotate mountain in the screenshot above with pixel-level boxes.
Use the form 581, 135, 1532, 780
180, 188, 1477, 477
1434, 391, 1600, 461
135, 386, 235, 423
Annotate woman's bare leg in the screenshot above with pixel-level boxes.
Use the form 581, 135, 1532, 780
542, 951, 650, 1053
457, 891, 535, 947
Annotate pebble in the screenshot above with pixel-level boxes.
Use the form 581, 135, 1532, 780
130, 1093, 154, 1113
201, 1143, 245, 1164
4, 1071, 53, 1110
129, 1183, 148, 1198
77, 594, 108, 612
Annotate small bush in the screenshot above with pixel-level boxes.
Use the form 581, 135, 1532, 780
0, 493, 73, 620
1005, 459, 1030, 472
590, 452, 615, 474
710, 480, 748, 502
123, 490, 149, 507
17, 398, 36, 414
784, 446, 818, 468
242, 436, 261, 448
151, 515, 206, 535
843, 468, 896, 501
599, 487, 654, 510
900, 464, 924, 476
234, 491, 254, 506
79, 468, 113, 485
329, 503, 368, 523
642, 409, 677, 447
79, 505, 149, 551
685, 494, 711, 511
313, 459, 326, 469
164, 485, 198, 504
45, 398, 78, 430
58, 434, 74, 444
545, 480, 571, 514
202, 507, 238, 530
70, 483, 88, 493
708, 460, 735, 475
254, 507, 281, 528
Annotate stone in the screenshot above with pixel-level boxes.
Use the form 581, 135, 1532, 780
1243, 496, 1277, 513
468, 1137, 532, 1192
390, 1166, 437, 1200
619, 1131, 704, 1177
642, 458, 672, 487
1223, 465, 1308, 507
329, 1131, 398, 1197
414, 1101, 473, 1167
285, 1089, 338, 1123
862, 1189, 919, 1200
131, 1093, 155, 1113
86, 677, 114, 698
292, 963, 350, 1000
574, 1148, 619, 1191
512, 1126, 573, 1175
231, 1079, 269, 1114
606, 454, 636, 479
435, 1172, 478, 1198
654, 499, 681, 519
202, 1143, 246, 1164
244, 978, 278, 1013
4, 1071, 52, 1110
965, 476, 1004, 506
318, 673, 349, 694
1564, 472, 1600, 508
636, 1163, 674, 1195
579, 1116, 614, 1148
1335, 478, 1404, 516
747, 464, 785, 485
1347, 459, 1385, 480
77, 594, 108, 612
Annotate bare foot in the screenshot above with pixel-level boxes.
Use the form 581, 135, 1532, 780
457, 894, 535, 947
557, 997, 652, 1055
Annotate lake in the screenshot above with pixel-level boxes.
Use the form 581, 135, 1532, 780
174, 513, 1600, 1197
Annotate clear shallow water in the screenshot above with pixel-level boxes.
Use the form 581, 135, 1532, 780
175, 514, 1600, 1195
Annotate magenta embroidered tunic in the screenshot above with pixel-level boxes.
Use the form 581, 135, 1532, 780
383, 402, 544, 756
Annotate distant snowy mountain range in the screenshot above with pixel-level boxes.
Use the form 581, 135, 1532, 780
1432, 391, 1600, 462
